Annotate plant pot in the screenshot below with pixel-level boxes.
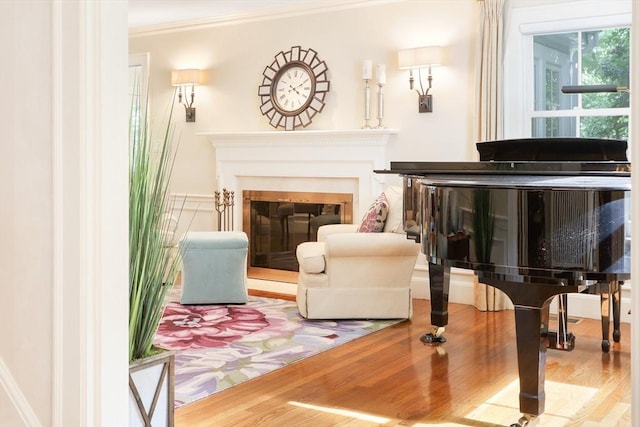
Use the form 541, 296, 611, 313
129, 350, 175, 427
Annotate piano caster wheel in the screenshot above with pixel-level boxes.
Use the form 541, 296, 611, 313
420, 326, 447, 344
613, 329, 621, 343
602, 340, 610, 353
510, 414, 537, 426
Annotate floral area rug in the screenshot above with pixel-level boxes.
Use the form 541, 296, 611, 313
153, 295, 402, 408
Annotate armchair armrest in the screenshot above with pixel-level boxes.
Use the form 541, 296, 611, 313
317, 223, 359, 242
324, 232, 419, 258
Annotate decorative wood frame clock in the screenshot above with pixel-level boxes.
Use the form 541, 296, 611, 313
258, 46, 330, 131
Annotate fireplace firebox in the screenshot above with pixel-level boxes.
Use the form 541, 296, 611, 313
243, 190, 353, 281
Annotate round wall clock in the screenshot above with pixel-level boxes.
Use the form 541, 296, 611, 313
258, 46, 330, 131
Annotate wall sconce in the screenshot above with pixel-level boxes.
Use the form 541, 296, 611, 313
171, 69, 201, 122
398, 46, 442, 113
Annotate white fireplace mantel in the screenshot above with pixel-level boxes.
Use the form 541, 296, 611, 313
199, 129, 399, 230
199, 129, 397, 144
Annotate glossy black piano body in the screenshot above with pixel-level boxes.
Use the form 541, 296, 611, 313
382, 160, 630, 420
476, 137, 628, 354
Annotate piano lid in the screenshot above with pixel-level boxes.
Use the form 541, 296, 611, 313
378, 138, 630, 177
379, 161, 630, 176
476, 137, 628, 162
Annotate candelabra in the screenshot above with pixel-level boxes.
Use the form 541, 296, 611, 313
376, 83, 385, 129
362, 79, 372, 129
362, 60, 386, 128
214, 188, 235, 231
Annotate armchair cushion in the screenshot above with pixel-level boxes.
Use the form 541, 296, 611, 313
382, 185, 404, 233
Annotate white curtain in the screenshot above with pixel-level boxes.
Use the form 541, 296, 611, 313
473, 0, 509, 311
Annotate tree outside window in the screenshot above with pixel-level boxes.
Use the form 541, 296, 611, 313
531, 27, 629, 140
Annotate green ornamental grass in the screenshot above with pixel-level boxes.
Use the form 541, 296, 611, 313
129, 92, 183, 362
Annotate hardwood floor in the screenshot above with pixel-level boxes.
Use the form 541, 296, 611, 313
175, 297, 631, 426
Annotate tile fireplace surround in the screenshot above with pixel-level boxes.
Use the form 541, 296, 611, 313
200, 129, 399, 233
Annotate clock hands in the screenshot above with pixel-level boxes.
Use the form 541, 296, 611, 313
286, 78, 310, 101
291, 79, 309, 92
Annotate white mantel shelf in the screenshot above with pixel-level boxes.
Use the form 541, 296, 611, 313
198, 129, 399, 146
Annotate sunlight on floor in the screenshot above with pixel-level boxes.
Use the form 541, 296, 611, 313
287, 401, 390, 423
465, 379, 598, 426
287, 378, 618, 426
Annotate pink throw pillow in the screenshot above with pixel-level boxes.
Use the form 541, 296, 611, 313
357, 193, 389, 232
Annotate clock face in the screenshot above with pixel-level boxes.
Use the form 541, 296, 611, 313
273, 64, 314, 114
258, 46, 330, 131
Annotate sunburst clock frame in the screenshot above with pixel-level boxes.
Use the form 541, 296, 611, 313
258, 46, 330, 131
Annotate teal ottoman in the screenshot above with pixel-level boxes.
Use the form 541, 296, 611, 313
179, 231, 248, 304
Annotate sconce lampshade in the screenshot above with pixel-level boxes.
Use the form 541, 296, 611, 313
171, 69, 201, 86
398, 46, 442, 69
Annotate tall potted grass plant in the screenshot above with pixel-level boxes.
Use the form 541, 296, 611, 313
129, 91, 182, 427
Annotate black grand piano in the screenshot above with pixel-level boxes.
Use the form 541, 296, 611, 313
379, 138, 630, 426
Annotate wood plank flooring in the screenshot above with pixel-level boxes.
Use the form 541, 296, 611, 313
175, 296, 631, 426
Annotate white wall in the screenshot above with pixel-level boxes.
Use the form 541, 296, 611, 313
0, 4, 53, 424
1, 1, 129, 426
129, 0, 479, 208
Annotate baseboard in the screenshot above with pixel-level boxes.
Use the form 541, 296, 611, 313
249, 265, 632, 324
248, 288, 296, 301
410, 264, 476, 305
410, 264, 632, 323
248, 278, 297, 297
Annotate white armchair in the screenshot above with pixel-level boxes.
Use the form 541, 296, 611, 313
295, 188, 420, 320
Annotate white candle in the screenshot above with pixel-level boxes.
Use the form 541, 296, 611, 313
377, 64, 386, 85
362, 59, 372, 80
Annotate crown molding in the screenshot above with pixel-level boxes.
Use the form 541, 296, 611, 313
129, 0, 404, 38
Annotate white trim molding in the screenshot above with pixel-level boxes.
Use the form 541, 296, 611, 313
51, 1, 129, 426
129, 0, 402, 37
170, 193, 215, 213
630, 0, 639, 423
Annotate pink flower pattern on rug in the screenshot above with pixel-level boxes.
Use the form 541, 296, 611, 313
155, 303, 271, 350
153, 294, 401, 408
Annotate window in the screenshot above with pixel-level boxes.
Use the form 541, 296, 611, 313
503, 1, 632, 141
128, 53, 150, 148
502, 2, 633, 305
531, 28, 630, 139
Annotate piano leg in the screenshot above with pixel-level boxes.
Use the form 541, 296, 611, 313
600, 282, 612, 353
612, 280, 622, 344
513, 303, 550, 418
546, 294, 576, 351
421, 262, 450, 344
426, 268, 574, 421
601, 280, 623, 352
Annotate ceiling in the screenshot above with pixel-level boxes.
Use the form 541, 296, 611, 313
128, 0, 373, 31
